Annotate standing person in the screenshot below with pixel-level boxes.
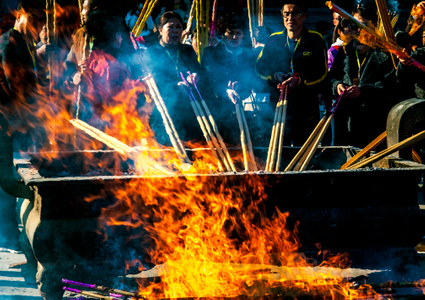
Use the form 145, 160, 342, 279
202, 12, 261, 145
329, 2, 400, 148
255, 0, 328, 146
0, 0, 45, 251
143, 11, 203, 144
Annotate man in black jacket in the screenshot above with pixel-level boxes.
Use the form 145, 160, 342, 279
255, 0, 327, 146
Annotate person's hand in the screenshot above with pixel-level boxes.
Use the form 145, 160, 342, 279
274, 72, 289, 82
336, 83, 348, 96
187, 72, 199, 84
36, 44, 58, 58
280, 76, 298, 90
78, 59, 88, 73
226, 88, 240, 104
345, 85, 361, 99
71, 72, 82, 86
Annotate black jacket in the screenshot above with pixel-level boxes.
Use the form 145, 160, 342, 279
255, 26, 328, 121
328, 40, 400, 147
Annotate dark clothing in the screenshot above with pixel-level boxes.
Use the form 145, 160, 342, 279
143, 42, 204, 144
396, 47, 425, 100
0, 29, 37, 106
255, 26, 328, 145
0, 28, 41, 250
329, 40, 401, 147
202, 42, 263, 145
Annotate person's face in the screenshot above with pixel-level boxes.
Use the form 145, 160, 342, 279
282, 4, 306, 33
333, 12, 340, 26
17, 9, 45, 41
353, 13, 370, 53
39, 24, 47, 44
223, 28, 244, 48
338, 23, 356, 43
159, 18, 183, 45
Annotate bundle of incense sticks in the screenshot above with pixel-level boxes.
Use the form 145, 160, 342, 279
285, 91, 345, 172
233, 95, 257, 172
265, 84, 288, 172
63, 278, 145, 299
346, 129, 425, 169
143, 75, 191, 164
181, 72, 236, 172
69, 118, 173, 175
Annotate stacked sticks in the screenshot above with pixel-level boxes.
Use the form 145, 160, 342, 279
181, 73, 236, 172
265, 84, 288, 172
226, 82, 257, 171
131, 0, 160, 38
143, 75, 191, 164
345, 129, 425, 169
70, 119, 173, 175
285, 91, 345, 172
235, 99, 257, 171
340, 131, 387, 169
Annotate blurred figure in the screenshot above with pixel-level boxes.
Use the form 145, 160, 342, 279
0, 0, 45, 251
329, 2, 400, 148
202, 12, 263, 145
255, 0, 327, 146
143, 11, 203, 144
323, 11, 341, 49
327, 18, 356, 70
252, 25, 271, 56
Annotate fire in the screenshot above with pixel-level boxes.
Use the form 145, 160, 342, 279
4, 5, 386, 298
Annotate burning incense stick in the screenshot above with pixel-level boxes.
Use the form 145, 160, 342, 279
63, 279, 144, 299
326, 1, 425, 72
240, 102, 258, 171
70, 119, 136, 155
63, 286, 120, 300
70, 119, 173, 175
285, 92, 345, 172
346, 129, 425, 169
266, 85, 287, 172
190, 75, 236, 172
181, 73, 232, 172
340, 131, 387, 170
143, 76, 190, 164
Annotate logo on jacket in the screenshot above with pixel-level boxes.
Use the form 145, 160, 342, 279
303, 51, 313, 56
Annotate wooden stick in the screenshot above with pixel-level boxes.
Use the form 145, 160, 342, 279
346, 129, 425, 169
298, 114, 333, 171
266, 101, 281, 171
238, 103, 257, 171
240, 103, 258, 171
275, 99, 288, 172
284, 117, 327, 172
200, 100, 236, 172
194, 100, 232, 171
144, 76, 190, 163
70, 119, 173, 175
340, 131, 386, 170
268, 104, 285, 171
190, 100, 224, 171
235, 103, 250, 171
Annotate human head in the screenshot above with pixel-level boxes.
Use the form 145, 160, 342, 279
333, 12, 341, 26
81, 0, 100, 25
253, 26, 271, 48
281, 1, 307, 35
352, 11, 372, 53
158, 11, 184, 45
15, 0, 45, 41
216, 12, 246, 49
334, 18, 356, 44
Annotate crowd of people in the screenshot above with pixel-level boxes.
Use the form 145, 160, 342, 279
0, 0, 425, 251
